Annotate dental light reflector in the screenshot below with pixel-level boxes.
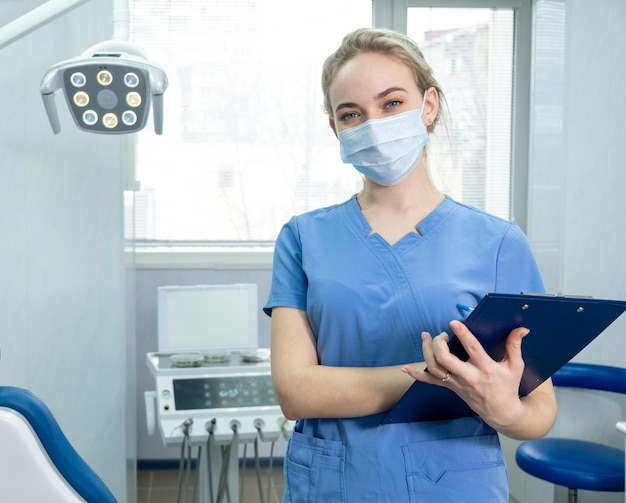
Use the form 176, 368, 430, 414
41, 40, 168, 135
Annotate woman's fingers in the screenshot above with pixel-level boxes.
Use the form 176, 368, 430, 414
418, 331, 451, 380
405, 322, 529, 390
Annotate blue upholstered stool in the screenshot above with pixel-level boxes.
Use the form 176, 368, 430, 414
516, 363, 626, 503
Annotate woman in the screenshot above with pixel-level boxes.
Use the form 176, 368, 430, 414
264, 27, 556, 502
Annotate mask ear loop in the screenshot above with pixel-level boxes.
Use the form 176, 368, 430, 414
420, 89, 435, 128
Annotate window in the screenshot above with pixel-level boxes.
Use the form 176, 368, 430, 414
130, 0, 527, 244
407, 7, 515, 219
130, 0, 370, 242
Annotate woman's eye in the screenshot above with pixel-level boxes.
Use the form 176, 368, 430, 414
385, 99, 402, 109
340, 111, 359, 121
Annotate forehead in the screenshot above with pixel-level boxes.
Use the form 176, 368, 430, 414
329, 52, 419, 107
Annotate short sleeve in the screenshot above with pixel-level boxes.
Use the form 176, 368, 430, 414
495, 222, 545, 294
263, 216, 308, 316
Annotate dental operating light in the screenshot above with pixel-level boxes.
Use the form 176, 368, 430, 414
40, 39, 168, 135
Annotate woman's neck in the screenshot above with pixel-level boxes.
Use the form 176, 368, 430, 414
355, 166, 445, 244
356, 165, 444, 213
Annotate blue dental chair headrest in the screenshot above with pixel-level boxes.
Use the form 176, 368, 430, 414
0, 386, 117, 502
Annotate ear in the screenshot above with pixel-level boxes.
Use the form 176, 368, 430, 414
328, 117, 338, 138
423, 87, 440, 130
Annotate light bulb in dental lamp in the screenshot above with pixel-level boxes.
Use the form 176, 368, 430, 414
40, 39, 168, 135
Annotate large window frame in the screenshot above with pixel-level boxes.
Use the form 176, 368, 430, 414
134, 0, 532, 269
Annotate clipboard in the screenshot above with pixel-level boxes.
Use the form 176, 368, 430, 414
381, 293, 626, 424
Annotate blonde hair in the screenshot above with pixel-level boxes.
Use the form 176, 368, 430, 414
321, 27, 447, 133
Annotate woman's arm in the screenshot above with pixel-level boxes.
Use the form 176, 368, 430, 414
270, 306, 417, 420
404, 320, 557, 440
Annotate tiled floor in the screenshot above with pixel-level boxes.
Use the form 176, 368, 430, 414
137, 466, 285, 503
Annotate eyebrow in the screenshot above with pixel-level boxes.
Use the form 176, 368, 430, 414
376, 86, 408, 99
334, 86, 409, 115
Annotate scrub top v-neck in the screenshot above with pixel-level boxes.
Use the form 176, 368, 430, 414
264, 194, 545, 502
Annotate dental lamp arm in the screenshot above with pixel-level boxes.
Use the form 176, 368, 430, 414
0, 0, 91, 50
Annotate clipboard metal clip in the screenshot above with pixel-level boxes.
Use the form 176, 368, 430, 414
521, 292, 594, 299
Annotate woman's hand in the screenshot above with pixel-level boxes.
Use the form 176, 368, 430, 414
401, 320, 557, 440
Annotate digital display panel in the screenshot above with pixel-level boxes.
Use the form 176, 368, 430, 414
173, 374, 277, 410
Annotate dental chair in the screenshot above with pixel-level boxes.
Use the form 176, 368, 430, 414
0, 386, 117, 502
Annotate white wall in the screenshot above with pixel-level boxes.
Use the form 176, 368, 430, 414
506, 1, 626, 502
0, 1, 132, 501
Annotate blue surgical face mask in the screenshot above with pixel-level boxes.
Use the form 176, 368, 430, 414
338, 104, 429, 186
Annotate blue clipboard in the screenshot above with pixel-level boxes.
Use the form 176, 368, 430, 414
381, 293, 626, 424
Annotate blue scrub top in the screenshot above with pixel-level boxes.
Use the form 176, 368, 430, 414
264, 195, 545, 503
